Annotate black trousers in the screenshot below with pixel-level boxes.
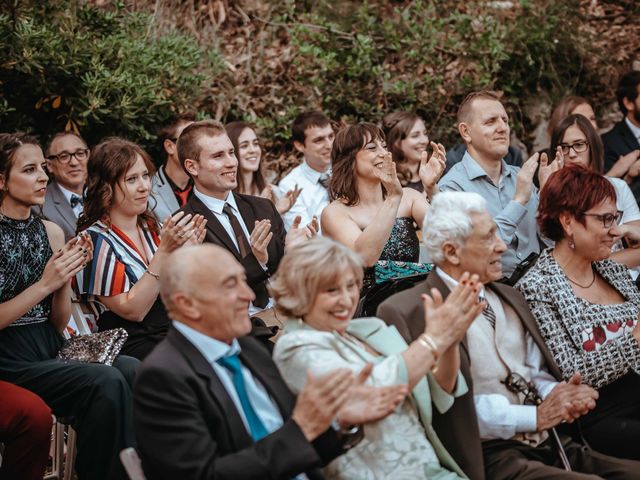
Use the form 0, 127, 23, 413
7, 356, 138, 480
578, 373, 640, 460
483, 435, 640, 479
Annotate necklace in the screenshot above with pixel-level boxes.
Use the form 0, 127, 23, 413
565, 266, 597, 289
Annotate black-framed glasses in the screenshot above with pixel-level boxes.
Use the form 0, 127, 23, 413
559, 141, 589, 155
580, 210, 624, 229
502, 372, 542, 406
47, 148, 89, 164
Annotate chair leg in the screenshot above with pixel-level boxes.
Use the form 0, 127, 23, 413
62, 426, 76, 480
43, 419, 64, 480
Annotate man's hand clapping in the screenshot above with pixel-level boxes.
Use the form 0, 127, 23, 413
536, 373, 598, 431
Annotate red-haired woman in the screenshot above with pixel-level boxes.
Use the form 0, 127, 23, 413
76, 137, 205, 360
516, 164, 640, 459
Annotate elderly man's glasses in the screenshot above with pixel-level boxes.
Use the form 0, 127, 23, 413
559, 141, 589, 155
47, 148, 89, 164
502, 372, 542, 405
580, 210, 623, 229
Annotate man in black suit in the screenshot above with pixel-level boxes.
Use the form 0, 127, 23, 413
602, 71, 640, 202
134, 243, 404, 479
378, 191, 640, 479
176, 120, 312, 320
35, 132, 89, 240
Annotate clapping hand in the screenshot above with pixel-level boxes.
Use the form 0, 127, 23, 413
514, 153, 540, 205
40, 233, 93, 294
276, 185, 303, 215
536, 373, 598, 431
419, 141, 447, 191
160, 212, 207, 252
337, 363, 408, 426
250, 219, 272, 265
538, 147, 564, 188
373, 152, 403, 198
285, 215, 317, 250
184, 215, 207, 246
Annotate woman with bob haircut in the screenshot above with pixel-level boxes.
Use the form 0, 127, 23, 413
0, 132, 137, 480
382, 111, 446, 198
516, 164, 640, 459
76, 137, 206, 359
322, 123, 439, 293
550, 113, 640, 272
225, 121, 301, 214
272, 236, 484, 479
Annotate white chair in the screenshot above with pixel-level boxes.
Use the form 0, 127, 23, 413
44, 417, 75, 480
120, 448, 146, 480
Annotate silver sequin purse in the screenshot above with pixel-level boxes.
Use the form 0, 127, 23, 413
57, 328, 128, 366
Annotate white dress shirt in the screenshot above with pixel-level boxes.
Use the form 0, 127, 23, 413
193, 188, 274, 314
172, 321, 284, 434
625, 117, 640, 145
278, 160, 330, 231
58, 183, 84, 218
436, 267, 559, 440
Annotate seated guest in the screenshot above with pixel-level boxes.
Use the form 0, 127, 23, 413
379, 191, 640, 479
35, 132, 89, 241
517, 165, 640, 460
178, 120, 315, 322
76, 137, 206, 359
0, 132, 138, 480
439, 91, 554, 281
322, 123, 438, 293
272, 236, 484, 479
134, 243, 403, 479
278, 111, 334, 230
602, 70, 640, 203
548, 95, 640, 182
150, 113, 195, 222
226, 121, 301, 215
382, 111, 446, 199
550, 113, 640, 271
0, 381, 52, 480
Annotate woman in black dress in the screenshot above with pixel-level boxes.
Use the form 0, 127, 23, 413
0, 132, 137, 480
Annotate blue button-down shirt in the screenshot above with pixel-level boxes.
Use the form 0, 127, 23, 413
438, 151, 541, 276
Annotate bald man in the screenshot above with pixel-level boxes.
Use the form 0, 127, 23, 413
133, 244, 403, 479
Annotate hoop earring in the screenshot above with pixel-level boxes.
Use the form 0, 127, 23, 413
568, 235, 575, 250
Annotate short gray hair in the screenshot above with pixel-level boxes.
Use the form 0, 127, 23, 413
269, 236, 364, 318
423, 192, 488, 264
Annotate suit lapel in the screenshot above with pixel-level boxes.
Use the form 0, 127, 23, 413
621, 121, 640, 151
234, 193, 256, 236
49, 182, 77, 232
167, 328, 253, 448
187, 194, 241, 259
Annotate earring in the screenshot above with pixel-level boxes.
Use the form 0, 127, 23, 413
568, 235, 575, 250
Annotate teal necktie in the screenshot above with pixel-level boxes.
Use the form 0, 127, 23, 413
217, 354, 269, 441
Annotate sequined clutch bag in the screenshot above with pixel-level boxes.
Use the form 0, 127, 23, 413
57, 328, 128, 366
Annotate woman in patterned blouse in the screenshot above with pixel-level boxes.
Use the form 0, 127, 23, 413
517, 164, 640, 459
76, 137, 206, 359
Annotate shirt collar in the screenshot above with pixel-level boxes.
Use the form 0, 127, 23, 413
173, 320, 241, 365
461, 150, 511, 181
57, 183, 82, 204
193, 187, 236, 215
625, 117, 640, 143
435, 266, 486, 298
300, 160, 329, 183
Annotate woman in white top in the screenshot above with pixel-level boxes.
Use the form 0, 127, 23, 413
550, 113, 640, 273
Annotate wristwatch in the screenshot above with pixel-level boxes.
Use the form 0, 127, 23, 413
331, 420, 363, 450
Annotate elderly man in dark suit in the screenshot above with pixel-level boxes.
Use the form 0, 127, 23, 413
176, 120, 313, 325
378, 191, 640, 479
35, 132, 89, 240
133, 243, 407, 480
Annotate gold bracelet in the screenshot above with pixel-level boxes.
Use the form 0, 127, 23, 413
145, 269, 160, 281
418, 333, 440, 373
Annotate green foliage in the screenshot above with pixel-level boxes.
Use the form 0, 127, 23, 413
0, 1, 218, 154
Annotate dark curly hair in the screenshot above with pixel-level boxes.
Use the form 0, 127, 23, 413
0, 132, 41, 204
77, 137, 158, 234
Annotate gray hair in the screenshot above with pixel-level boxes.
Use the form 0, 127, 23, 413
423, 192, 488, 264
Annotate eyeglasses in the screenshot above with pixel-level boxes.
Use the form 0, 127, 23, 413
580, 210, 623, 229
502, 372, 542, 406
47, 148, 89, 164
559, 141, 589, 155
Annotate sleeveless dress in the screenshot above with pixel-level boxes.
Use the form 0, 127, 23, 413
0, 213, 138, 480
362, 217, 432, 293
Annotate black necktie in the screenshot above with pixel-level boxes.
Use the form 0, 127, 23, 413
222, 203, 269, 308
70, 194, 84, 209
